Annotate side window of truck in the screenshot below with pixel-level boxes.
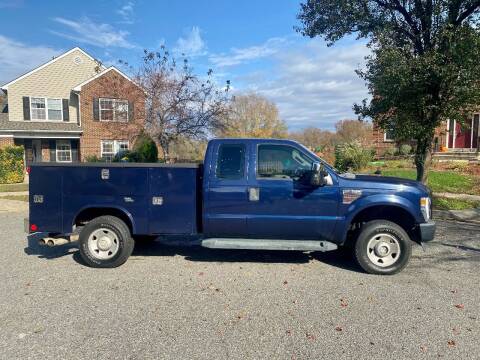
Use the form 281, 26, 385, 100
216, 144, 246, 180
257, 144, 312, 180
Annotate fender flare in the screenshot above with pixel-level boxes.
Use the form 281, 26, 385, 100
337, 194, 421, 243
71, 205, 137, 234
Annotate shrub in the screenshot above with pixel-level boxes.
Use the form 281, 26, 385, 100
334, 141, 374, 172
113, 150, 141, 163
383, 147, 397, 157
0, 146, 24, 184
133, 132, 158, 162
85, 155, 104, 162
399, 144, 412, 156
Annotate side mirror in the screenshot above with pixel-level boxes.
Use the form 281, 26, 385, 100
310, 162, 327, 187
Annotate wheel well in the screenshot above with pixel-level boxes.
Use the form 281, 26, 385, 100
74, 208, 133, 233
347, 205, 419, 245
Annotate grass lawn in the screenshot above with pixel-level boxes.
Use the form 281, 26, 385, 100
379, 169, 477, 195
432, 196, 480, 210
0, 183, 28, 193
0, 195, 28, 202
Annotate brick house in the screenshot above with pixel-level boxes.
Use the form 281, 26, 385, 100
0, 47, 145, 163
373, 115, 480, 158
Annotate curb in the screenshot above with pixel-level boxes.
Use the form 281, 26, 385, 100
433, 209, 480, 224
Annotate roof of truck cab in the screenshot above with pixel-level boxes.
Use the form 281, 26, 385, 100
29, 163, 201, 168
210, 138, 298, 143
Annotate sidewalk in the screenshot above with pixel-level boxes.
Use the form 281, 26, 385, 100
0, 198, 28, 212
435, 192, 480, 202
0, 191, 28, 197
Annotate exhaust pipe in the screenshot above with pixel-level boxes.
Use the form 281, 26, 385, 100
39, 237, 70, 247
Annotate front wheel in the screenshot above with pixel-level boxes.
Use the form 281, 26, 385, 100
354, 220, 412, 275
78, 215, 134, 268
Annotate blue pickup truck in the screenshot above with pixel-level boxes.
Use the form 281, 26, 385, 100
26, 138, 435, 274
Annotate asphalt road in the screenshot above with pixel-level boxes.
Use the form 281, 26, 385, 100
0, 207, 479, 359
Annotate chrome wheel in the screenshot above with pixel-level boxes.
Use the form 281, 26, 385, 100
366, 233, 401, 267
87, 228, 120, 260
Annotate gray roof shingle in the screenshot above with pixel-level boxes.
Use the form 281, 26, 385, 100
0, 113, 82, 132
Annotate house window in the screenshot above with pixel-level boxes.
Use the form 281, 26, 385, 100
47, 99, 62, 120
30, 97, 63, 121
101, 140, 129, 161
384, 128, 395, 142
30, 97, 46, 120
56, 140, 72, 162
99, 98, 128, 122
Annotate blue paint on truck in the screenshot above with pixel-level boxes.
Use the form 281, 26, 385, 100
26, 138, 436, 274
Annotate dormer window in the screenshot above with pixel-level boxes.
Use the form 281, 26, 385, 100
99, 98, 128, 122
30, 97, 64, 121
30, 97, 46, 120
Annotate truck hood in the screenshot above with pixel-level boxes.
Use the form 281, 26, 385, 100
341, 174, 430, 194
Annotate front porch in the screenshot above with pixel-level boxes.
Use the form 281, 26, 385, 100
13, 137, 79, 164
444, 115, 479, 151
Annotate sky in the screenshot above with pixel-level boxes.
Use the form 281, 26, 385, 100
0, 0, 370, 131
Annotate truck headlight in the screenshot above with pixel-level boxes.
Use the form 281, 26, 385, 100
420, 197, 431, 221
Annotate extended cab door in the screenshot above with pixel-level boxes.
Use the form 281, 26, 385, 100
203, 142, 250, 237
246, 142, 339, 240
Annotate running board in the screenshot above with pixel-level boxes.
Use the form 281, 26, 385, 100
201, 238, 338, 252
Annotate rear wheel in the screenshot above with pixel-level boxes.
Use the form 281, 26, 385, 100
79, 215, 134, 268
354, 220, 412, 275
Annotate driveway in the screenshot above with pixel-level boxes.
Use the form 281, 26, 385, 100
0, 209, 479, 359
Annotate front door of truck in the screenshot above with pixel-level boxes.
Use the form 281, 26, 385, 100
204, 142, 250, 237
246, 143, 339, 240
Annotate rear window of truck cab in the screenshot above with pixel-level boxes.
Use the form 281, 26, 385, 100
216, 144, 246, 180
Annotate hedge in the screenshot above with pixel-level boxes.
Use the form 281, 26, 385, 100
0, 146, 24, 184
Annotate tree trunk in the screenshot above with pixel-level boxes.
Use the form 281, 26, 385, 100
414, 138, 433, 184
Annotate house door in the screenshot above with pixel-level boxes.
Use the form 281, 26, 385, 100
455, 121, 472, 149
31, 139, 42, 162
473, 114, 479, 149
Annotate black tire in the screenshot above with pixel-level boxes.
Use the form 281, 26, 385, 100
78, 215, 134, 268
354, 220, 412, 275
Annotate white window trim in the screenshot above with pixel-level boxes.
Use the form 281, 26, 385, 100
29, 96, 64, 122
99, 98, 129, 122
383, 130, 394, 142
56, 140, 72, 163
101, 140, 129, 160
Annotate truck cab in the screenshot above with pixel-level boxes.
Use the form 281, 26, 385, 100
27, 138, 436, 275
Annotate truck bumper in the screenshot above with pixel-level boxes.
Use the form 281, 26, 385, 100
419, 220, 436, 242
27, 231, 51, 248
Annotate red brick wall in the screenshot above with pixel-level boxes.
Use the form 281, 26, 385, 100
0, 137, 14, 148
372, 123, 395, 156
79, 70, 146, 160
372, 122, 448, 155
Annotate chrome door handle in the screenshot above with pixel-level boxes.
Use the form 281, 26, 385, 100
249, 187, 260, 201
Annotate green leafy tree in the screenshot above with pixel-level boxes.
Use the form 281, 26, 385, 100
297, 0, 480, 183
133, 131, 158, 162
